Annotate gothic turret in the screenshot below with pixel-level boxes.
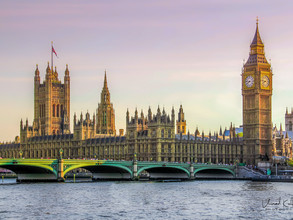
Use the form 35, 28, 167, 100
148, 107, 152, 121
126, 109, 130, 124
96, 70, 116, 135
176, 105, 186, 135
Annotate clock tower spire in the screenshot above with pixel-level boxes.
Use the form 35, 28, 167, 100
242, 19, 273, 165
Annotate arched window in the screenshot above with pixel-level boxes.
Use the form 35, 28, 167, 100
57, 105, 60, 117
103, 111, 107, 126
289, 121, 292, 131
161, 129, 164, 138
53, 104, 56, 117
61, 105, 64, 117
168, 129, 171, 138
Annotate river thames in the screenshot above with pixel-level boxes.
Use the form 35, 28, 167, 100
0, 179, 293, 219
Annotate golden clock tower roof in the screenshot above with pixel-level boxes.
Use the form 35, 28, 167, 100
251, 18, 263, 46
245, 18, 268, 66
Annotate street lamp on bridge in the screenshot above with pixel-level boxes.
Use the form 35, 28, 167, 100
19, 150, 23, 159
60, 148, 63, 160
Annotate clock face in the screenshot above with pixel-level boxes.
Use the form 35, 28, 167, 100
245, 75, 254, 88
261, 75, 270, 88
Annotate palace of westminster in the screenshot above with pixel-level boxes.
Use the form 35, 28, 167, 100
0, 21, 292, 165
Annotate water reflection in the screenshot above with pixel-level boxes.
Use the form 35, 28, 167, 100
242, 181, 275, 191
0, 180, 292, 219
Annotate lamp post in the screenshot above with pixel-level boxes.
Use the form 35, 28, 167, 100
19, 150, 23, 159
60, 148, 63, 160
134, 152, 137, 162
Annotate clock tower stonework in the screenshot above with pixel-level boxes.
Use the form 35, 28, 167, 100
242, 20, 273, 165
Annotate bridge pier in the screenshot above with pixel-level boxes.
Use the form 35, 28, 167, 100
132, 161, 138, 180
190, 164, 195, 180
57, 159, 65, 182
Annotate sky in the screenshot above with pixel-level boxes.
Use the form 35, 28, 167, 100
1, 0, 293, 141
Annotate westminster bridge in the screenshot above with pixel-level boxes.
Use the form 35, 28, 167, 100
0, 159, 236, 182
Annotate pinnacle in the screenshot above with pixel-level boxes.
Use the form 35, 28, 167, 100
103, 70, 108, 89
251, 19, 263, 46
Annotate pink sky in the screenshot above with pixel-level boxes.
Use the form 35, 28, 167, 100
1, 0, 293, 141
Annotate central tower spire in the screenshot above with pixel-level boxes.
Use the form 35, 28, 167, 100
103, 70, 108, 89
96, 70, 116, 135
251, 17, 263, 46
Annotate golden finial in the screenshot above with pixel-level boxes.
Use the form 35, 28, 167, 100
256, 16, 259, 25
36, 64, 38, 68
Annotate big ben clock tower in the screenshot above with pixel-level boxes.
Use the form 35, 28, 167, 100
242, 19, 273, 165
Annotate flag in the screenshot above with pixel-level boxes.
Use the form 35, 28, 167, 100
52, 46, 58, 58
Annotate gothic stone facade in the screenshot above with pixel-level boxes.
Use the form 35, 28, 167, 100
0, 107, 243, 164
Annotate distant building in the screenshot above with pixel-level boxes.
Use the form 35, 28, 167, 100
285, 108, 293, 131
176, 105, 186, 135
272, 124, 292, 158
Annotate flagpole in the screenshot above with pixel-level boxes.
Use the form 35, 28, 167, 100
51, 41, 53, 72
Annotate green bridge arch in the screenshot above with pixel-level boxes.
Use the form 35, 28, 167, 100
137, 165, 190, 177
63, 163, 133, 176
0, 163, 58, 176
194, 167, 235, 177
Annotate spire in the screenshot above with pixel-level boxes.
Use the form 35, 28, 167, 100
74, 113, 77, 125
195, 127, 199, 136
126, 108, 129, 124
251, 17, 263, 46
104, 70, 108, 89
135, 108, 138, 120
35, 64, 39, 76
178, 105, 184, 121
148, 106, 152, 121
157, 105, 161, 115
46, 62, 51, 74
245, 18, 268, 66
65, 64, 69, 76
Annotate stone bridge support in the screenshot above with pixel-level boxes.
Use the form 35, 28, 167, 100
133, 161, 138, 180
189, 164, 194, 180
57, 159, 65, 182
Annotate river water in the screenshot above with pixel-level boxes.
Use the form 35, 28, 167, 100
0, 179, 293, 219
